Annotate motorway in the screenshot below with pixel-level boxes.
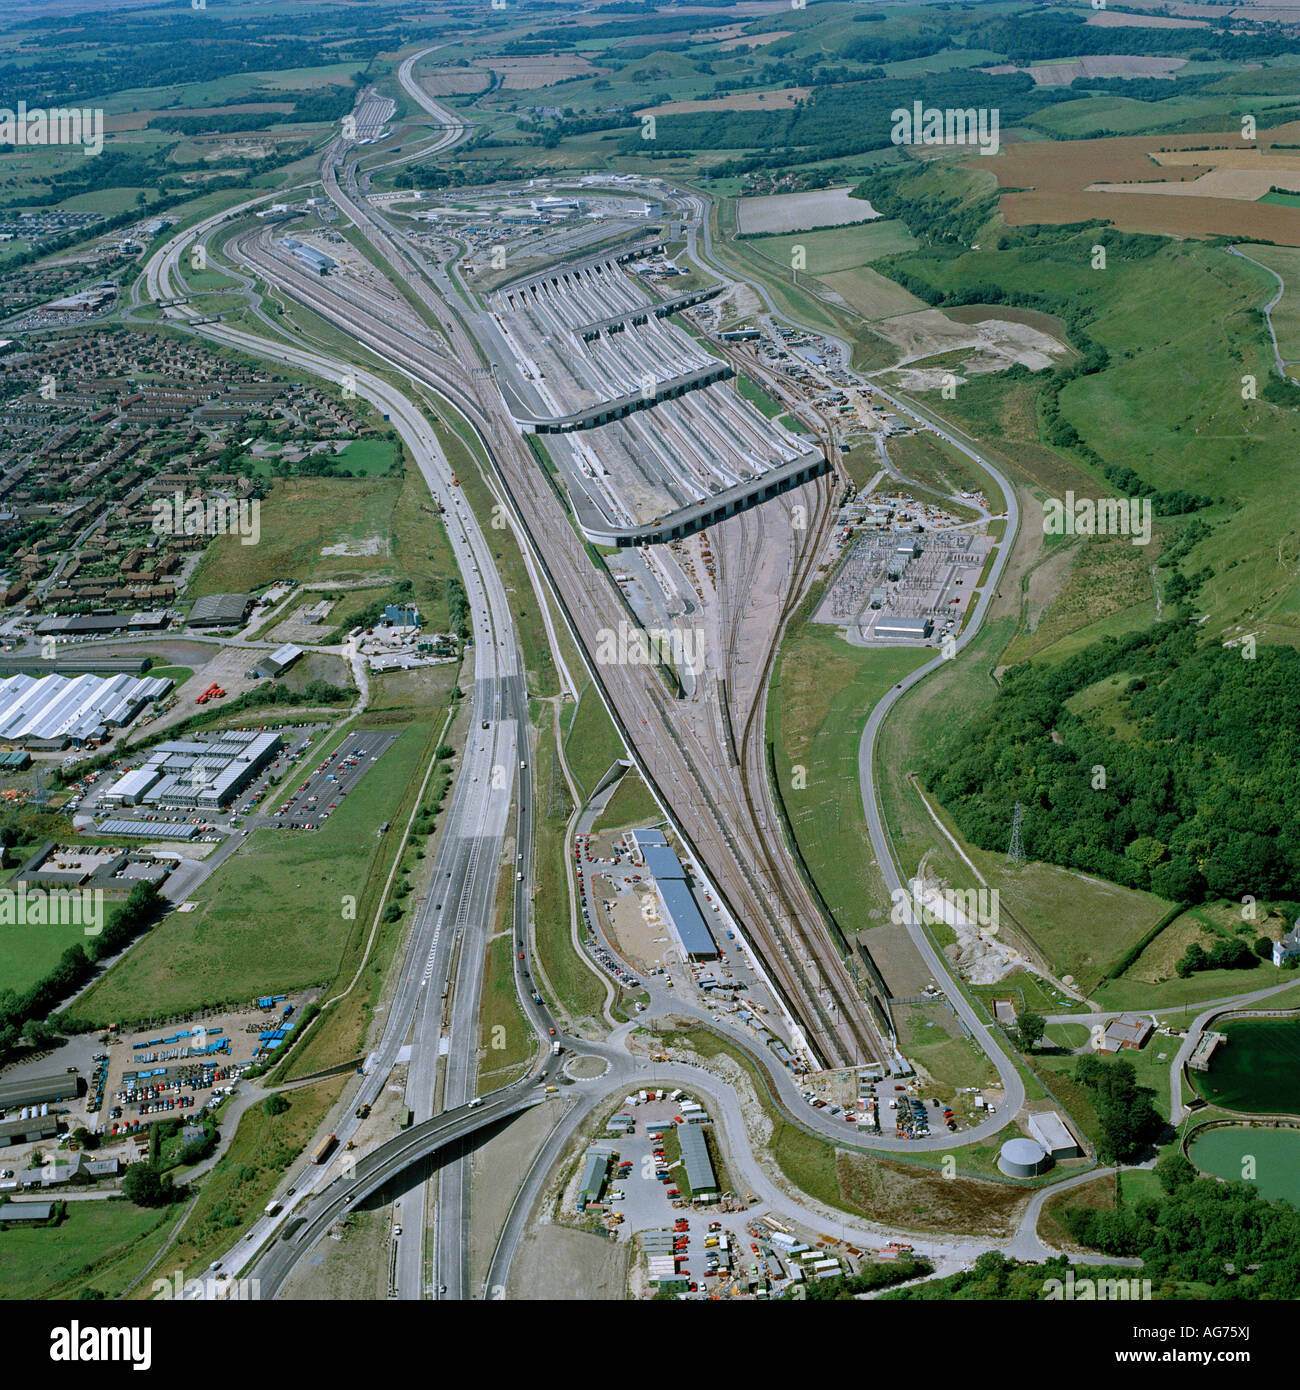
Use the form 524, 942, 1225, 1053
142, 162, 553, 1298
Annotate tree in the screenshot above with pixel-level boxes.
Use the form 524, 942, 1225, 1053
1156, 1150, 1196, 1195
1013, 1012, 1046, 1051
262, 1093, 289, 1117
21, 1018, 60, 1048
122, 1163, 174, 1208
1176, 942, 1208, 978
1075, 1057, 1160, 1164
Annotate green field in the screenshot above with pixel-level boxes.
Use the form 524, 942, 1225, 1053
477, 925, 534, 1094
593, 768, 662, 834
146, 665, 194, 686
768, 623, 930, 934
0, 1200, 173, 1301
562, 682, 625, 802
533, 713, 605, 1025
62, 721, 434, 1024
0, 899, 124, 996
1236, 243, 1300, 365
751, 221, 919, 274
191, 476, 402, 595
885, 431, 991, 504
879, 225, 1300, 645
734, 373, 785, 420
331, 438, 397, 476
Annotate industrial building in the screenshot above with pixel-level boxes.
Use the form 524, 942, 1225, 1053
0, 1071, 79, 1111
1027, 1111, 1082, 1160
280, 237, 335, 275
999, 1136, 1051, 1178
873, 615, 933, 641
36, 612, 171, 638
383, 603, 420, 628
44, 285, 115, 315
630, 828, 719, 960
93, 819, 201, 840
13, 841, 172, 896
100, 729, 283, 810
187, 592, 252, 627
0, 655, 150, 679
0, 670, 173, 749
0, 1114, 60, 1148
678, 1118, 718, 1196
577, 1145, 614, 1205
254, 643, 303, 679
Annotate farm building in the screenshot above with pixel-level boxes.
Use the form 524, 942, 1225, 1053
0, 1071, 78, 1110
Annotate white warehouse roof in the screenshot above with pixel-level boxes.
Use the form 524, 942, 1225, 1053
0, 671, 173, 747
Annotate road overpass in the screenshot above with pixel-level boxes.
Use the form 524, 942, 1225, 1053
579, 449, 831, 547
574, 285, 722, 342
515, 360, 734, 434
495, 237, 665, 298
249, 1087, 551, 1299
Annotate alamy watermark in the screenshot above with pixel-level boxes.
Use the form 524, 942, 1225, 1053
594, 620, 704, 675
1043, 491, 1152, 546
891, 100, 999, 157
0, 886, 104, 936
1, 102, 103, 157
153, 1267, 260, 1301
890, 883, 1000, 932
1042, 1269, 1152, 1301
152, 492, 260, 546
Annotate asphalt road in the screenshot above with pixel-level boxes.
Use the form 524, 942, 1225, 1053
143, 207, 554, 1297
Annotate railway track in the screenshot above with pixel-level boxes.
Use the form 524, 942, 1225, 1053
229, 189, 886, 1068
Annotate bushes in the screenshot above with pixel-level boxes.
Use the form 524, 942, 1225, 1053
121, 1163, 177, 1209
1176, 936, 1255, 978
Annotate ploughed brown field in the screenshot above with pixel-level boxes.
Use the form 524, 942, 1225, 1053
983, 127, 1300, 244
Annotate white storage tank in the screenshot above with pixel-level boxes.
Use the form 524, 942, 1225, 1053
999, 1136, 1051, 1178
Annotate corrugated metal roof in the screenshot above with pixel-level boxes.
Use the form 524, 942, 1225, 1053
679, 1123, 716, 1192
643, 843, 685, 882
0, 671, 167, 745
657, 878, 717, 959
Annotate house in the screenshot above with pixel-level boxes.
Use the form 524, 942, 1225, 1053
1273, 921, 1300, 968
